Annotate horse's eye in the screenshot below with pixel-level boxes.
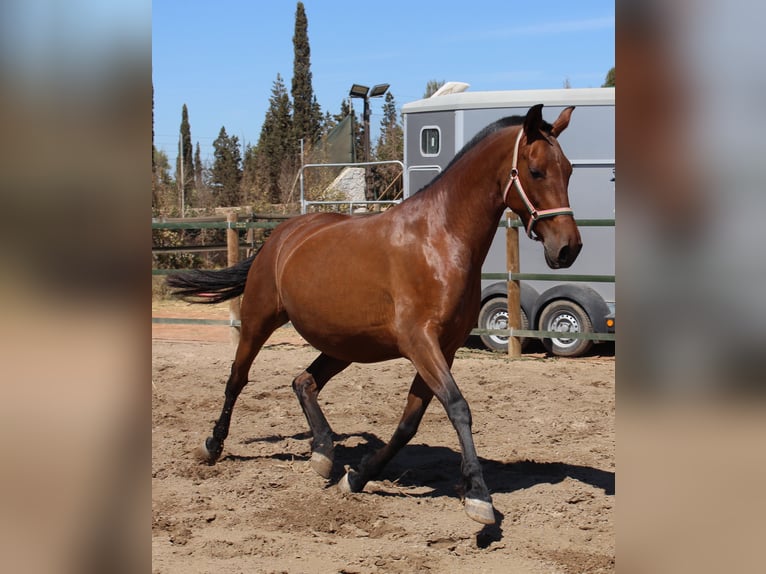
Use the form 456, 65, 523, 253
530, 167, 544, 179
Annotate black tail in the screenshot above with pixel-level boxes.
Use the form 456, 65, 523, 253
165, 254, 256, 304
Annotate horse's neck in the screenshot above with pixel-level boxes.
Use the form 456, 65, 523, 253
418, 143, 509, 265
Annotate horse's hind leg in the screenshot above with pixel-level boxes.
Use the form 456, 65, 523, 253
340, 374, 433, 492
292, 353, 350, 478
195, 316, 283, 464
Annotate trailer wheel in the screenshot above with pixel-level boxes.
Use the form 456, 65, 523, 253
478, 297, 528, 352
539, 300, 594, 357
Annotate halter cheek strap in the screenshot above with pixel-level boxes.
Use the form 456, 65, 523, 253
502, 128, 574, 240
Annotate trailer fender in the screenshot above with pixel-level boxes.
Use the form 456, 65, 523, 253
480, 281, 539, 320
531, 284, 610, 333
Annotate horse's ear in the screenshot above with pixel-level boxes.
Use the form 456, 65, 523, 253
523, 104, 545, 141
551, 106, 575, 137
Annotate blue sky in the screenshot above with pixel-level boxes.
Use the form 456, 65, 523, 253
152, 1, 614, 166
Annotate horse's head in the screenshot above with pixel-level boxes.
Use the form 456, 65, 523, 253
502, 104, 582, 269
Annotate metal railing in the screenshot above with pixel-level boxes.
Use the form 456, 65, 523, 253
299, 160, 404, 214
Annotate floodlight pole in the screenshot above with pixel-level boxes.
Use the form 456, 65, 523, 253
362, 97, 372, 201
349, 83, 389, 203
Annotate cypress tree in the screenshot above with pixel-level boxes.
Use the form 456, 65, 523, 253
291, 2, 320, 146
176, 104, 194, 200
194, 142, 203, 191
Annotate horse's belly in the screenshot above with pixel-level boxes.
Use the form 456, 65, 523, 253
286, 278, 396, 355
292, 322, 402, 364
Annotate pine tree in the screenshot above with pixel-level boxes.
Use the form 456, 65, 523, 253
256, 74, 295, 203
321, 110, 337, 135
211, 126, 243, 207
375, 92, 403, 159
311, 95, 324, 141
152, 148, 178, 214
291, 2, 320, 147
603, 67, 615, 87
240, 143, 259, 205
176, 104, 194, 202
373, 92, 404, 199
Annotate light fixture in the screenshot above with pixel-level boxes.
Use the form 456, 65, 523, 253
349, 84, 369, 98
369, 83, 390, 98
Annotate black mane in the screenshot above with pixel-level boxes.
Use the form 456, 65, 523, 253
423, 114, 553, 191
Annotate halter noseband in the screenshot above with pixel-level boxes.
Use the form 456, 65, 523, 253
502, 127, 574, 240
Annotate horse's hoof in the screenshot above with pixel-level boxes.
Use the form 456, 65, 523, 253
193, 444, 215, 464
339, 469, 365, 493
193, 437, 221, 465
338, 471, 353, 493
464, 498, 496, 525
310, 452, 333, 479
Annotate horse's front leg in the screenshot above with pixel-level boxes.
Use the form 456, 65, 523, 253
342, 338, 495, 525
292, 353, 350, 478
409, 339, 494, 524
436, 377, 495, 524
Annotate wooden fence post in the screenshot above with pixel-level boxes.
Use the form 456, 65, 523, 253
227, 211, 241, 345
506, 212, 522, 357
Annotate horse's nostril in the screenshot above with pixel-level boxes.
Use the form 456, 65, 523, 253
557, 242, 581, 266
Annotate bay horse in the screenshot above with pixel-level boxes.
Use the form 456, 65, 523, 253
166, 104, 581, 525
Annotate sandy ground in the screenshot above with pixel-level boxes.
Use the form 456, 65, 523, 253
152, 300, 614, 573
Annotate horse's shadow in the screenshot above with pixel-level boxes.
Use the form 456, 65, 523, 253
226, 430, 613, 546
231, 430, 614, 497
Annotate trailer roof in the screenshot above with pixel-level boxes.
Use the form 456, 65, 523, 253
401, 87, 614, 114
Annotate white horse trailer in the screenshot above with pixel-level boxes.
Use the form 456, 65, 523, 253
401, 87, 615, 357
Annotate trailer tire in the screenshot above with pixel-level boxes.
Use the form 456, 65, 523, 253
539, 300, 594, 357
478, 296, 529, 352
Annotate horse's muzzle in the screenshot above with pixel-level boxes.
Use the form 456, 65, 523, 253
558, 242, 582, 267
545, 240, 582, 269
